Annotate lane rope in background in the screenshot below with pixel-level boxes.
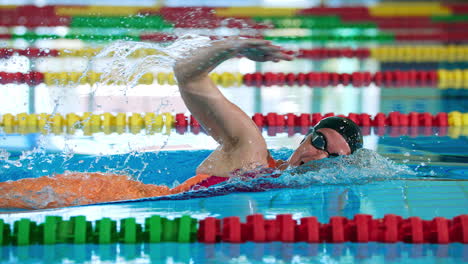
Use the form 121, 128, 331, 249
2, 70, 468, 88
1, 112, 467, 138
2, 46, 468, 62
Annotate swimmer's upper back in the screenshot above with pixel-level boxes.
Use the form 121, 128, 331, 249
196, 141, 270, 177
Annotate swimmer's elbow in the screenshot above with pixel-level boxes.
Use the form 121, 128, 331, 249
174, 63, 207, 86
173, 63, 189, 84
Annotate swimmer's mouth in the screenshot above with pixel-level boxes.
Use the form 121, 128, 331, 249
299, 161, 305, 166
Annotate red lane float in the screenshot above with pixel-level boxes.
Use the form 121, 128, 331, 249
9, 70, 435, 87
395, 32, 468, 42
297, 48, 371, 59
258, 125, 449, 137
0, 47, 392, 61
0, 71, 44, 85
447, 3, 468, 14
243, 71, 438, 87
242, 112, 449, 128
175, 112, 451, 137
198, 214, 468, 244
0, 6, 70, 27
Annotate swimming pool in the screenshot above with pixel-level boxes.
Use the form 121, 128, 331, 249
1, 2, 468, 264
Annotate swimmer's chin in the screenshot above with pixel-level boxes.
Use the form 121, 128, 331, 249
286, 159, 325, 171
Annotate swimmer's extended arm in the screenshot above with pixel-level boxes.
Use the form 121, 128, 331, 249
174, 38, 293, 151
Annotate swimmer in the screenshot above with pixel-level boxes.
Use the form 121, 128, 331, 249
0, 38, 364, 209
171, 37, 364, 191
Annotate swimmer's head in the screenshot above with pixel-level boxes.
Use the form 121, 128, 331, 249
287, 116, 363, 166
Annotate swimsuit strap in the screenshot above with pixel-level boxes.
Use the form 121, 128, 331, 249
170, 173, 212, 194
172, 156, 277, 193
267, 155, 277, 168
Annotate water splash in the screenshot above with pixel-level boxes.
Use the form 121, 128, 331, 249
2, 147, 446, 210
0, 35, 213, 174
155, 149, 418, 200
277, 148, 417, 186
89, 34, 212, 93
0, 148, 10, 161
130, 149, 419, 202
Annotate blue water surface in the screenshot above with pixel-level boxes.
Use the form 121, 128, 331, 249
0, 133, 467, 264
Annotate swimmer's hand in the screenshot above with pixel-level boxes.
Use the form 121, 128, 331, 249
235, 39, 294, 62
174, 38, 293, 84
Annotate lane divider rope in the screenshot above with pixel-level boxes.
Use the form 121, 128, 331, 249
0, 32, 399, 42
1, 124, 467, 138
3, 46, 468, 62
1, 112, 467, 135
2, 70, 468, 89
0, 214, 466, 245
2, 10, 468, 30
0, 4, 464, 19
3, 32, 468, 43
5, 15, 468, 31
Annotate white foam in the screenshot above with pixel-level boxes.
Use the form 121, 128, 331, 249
87, 34, 212, 92
224, 149, 417, 191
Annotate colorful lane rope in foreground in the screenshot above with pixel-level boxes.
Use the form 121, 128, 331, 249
0, 214, 466, 245
2, 70, 468, 89
1, 111, 467, 130
3, 46, 468, 62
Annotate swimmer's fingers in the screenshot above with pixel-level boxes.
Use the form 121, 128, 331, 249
256, 46, 294, 62
253, 43, 294, 60
270, 49, 294, 62
228, 38, 270, 51
244, 52, 293, 62
240, 43, 294, 62
239, 38, 272, 47
243, 41, 281, 53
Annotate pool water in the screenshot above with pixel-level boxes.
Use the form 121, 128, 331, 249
0, 4, 467, 262
0, 86, 467, 263
1, 131, 467, 226
0, 126, 467, 263
1, 242, 466, 263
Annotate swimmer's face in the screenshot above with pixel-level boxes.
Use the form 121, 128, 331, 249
287, 128, 351, 167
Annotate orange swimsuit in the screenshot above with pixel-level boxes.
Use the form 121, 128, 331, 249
0, 157, 278, 210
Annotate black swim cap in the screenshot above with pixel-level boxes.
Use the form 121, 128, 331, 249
314, 116, 363, 153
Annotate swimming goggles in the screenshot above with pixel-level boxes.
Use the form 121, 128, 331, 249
302, 129, 339, 158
